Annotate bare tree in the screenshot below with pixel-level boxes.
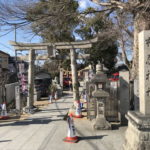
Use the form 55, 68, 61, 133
90, 0, 150, 79
114, 11, 133, 70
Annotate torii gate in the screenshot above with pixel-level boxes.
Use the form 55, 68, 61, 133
10, 37, 98, 111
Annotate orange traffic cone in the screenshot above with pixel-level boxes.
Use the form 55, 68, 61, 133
63, 114, 79, 143
0, 102, 9, 120
73, 101, 83, 118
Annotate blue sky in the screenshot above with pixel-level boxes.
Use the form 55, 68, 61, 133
0, 0, 99, 56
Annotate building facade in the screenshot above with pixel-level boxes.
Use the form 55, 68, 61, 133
0, 50, 9, 69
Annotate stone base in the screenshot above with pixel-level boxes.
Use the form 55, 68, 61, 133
92, 116, 111, 130
123, 111, 150, 150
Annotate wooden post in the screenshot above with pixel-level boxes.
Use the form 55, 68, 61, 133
70, 49, 79, 101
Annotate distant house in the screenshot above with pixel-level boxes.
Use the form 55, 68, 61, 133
0, 51, 18, 83
0, 50, 9, 69
8, 56, 17, 73
35, 72, 51, 96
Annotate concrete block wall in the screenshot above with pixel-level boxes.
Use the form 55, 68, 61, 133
119, 71, 130, 125
0, 82, 19, 104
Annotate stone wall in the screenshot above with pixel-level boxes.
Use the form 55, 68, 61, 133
105, 81, 119, 122
0, 82, 19, 104
119, 71, 130, 125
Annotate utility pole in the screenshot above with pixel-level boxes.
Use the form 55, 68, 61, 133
14, 24, 17, 42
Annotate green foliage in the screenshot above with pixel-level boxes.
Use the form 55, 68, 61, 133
26, 1, 118, 71
88, 40, 118, 70
76, 13, 118, 71
61, 59, 71, 71
42, 60, 59, 77
26, 0, 80, 71
27, 0, 79, 42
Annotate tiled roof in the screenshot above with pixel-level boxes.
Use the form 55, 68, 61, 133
0, 50, 10, 56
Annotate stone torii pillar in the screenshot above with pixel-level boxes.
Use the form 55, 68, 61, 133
27, 49, 35, 110
124, 30, 150, 150
70, 49, 79, 100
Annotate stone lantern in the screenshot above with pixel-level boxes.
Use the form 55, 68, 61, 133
91, 62, 111, 130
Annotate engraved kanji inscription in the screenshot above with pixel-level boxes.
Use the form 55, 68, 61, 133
146, 70, 150, 80
146, 88, 150, 97
146, 55, 150, 65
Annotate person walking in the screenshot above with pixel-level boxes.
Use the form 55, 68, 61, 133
48, 85, 53, 103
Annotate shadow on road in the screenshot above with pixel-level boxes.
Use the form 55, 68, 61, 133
79, 135, 107, 140
0, 140, 12, 143
38, 108, 69, 112
0, 117, 63, 127
76, 128, 107, 150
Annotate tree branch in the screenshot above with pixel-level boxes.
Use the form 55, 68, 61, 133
91, 0, 127, 9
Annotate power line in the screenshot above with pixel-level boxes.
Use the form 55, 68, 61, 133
0, 42, 15, 52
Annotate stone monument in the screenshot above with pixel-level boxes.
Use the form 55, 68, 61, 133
123, 30, 150, 150
60, 68, 63, 88
91, 62, 111, 130
15, 85, 21, 114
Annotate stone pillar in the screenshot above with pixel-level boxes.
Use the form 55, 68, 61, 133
96, 61, 103, 73
123, 30, 150, 150
15, 86, 21, 114
27, 49, 35, 109
88, 65, 94, 81
70, 49, 79, 101
34, 87, 38, 102
60, 68, 63, 88
92, 90, 111, 130
84, 72, 89, 82
134, 79, 139, 111
139, 32, 150, 115
119, 71, 130, 125
83, 71, 89, 91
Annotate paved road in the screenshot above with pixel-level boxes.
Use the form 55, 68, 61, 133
0, 93, 126, 150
